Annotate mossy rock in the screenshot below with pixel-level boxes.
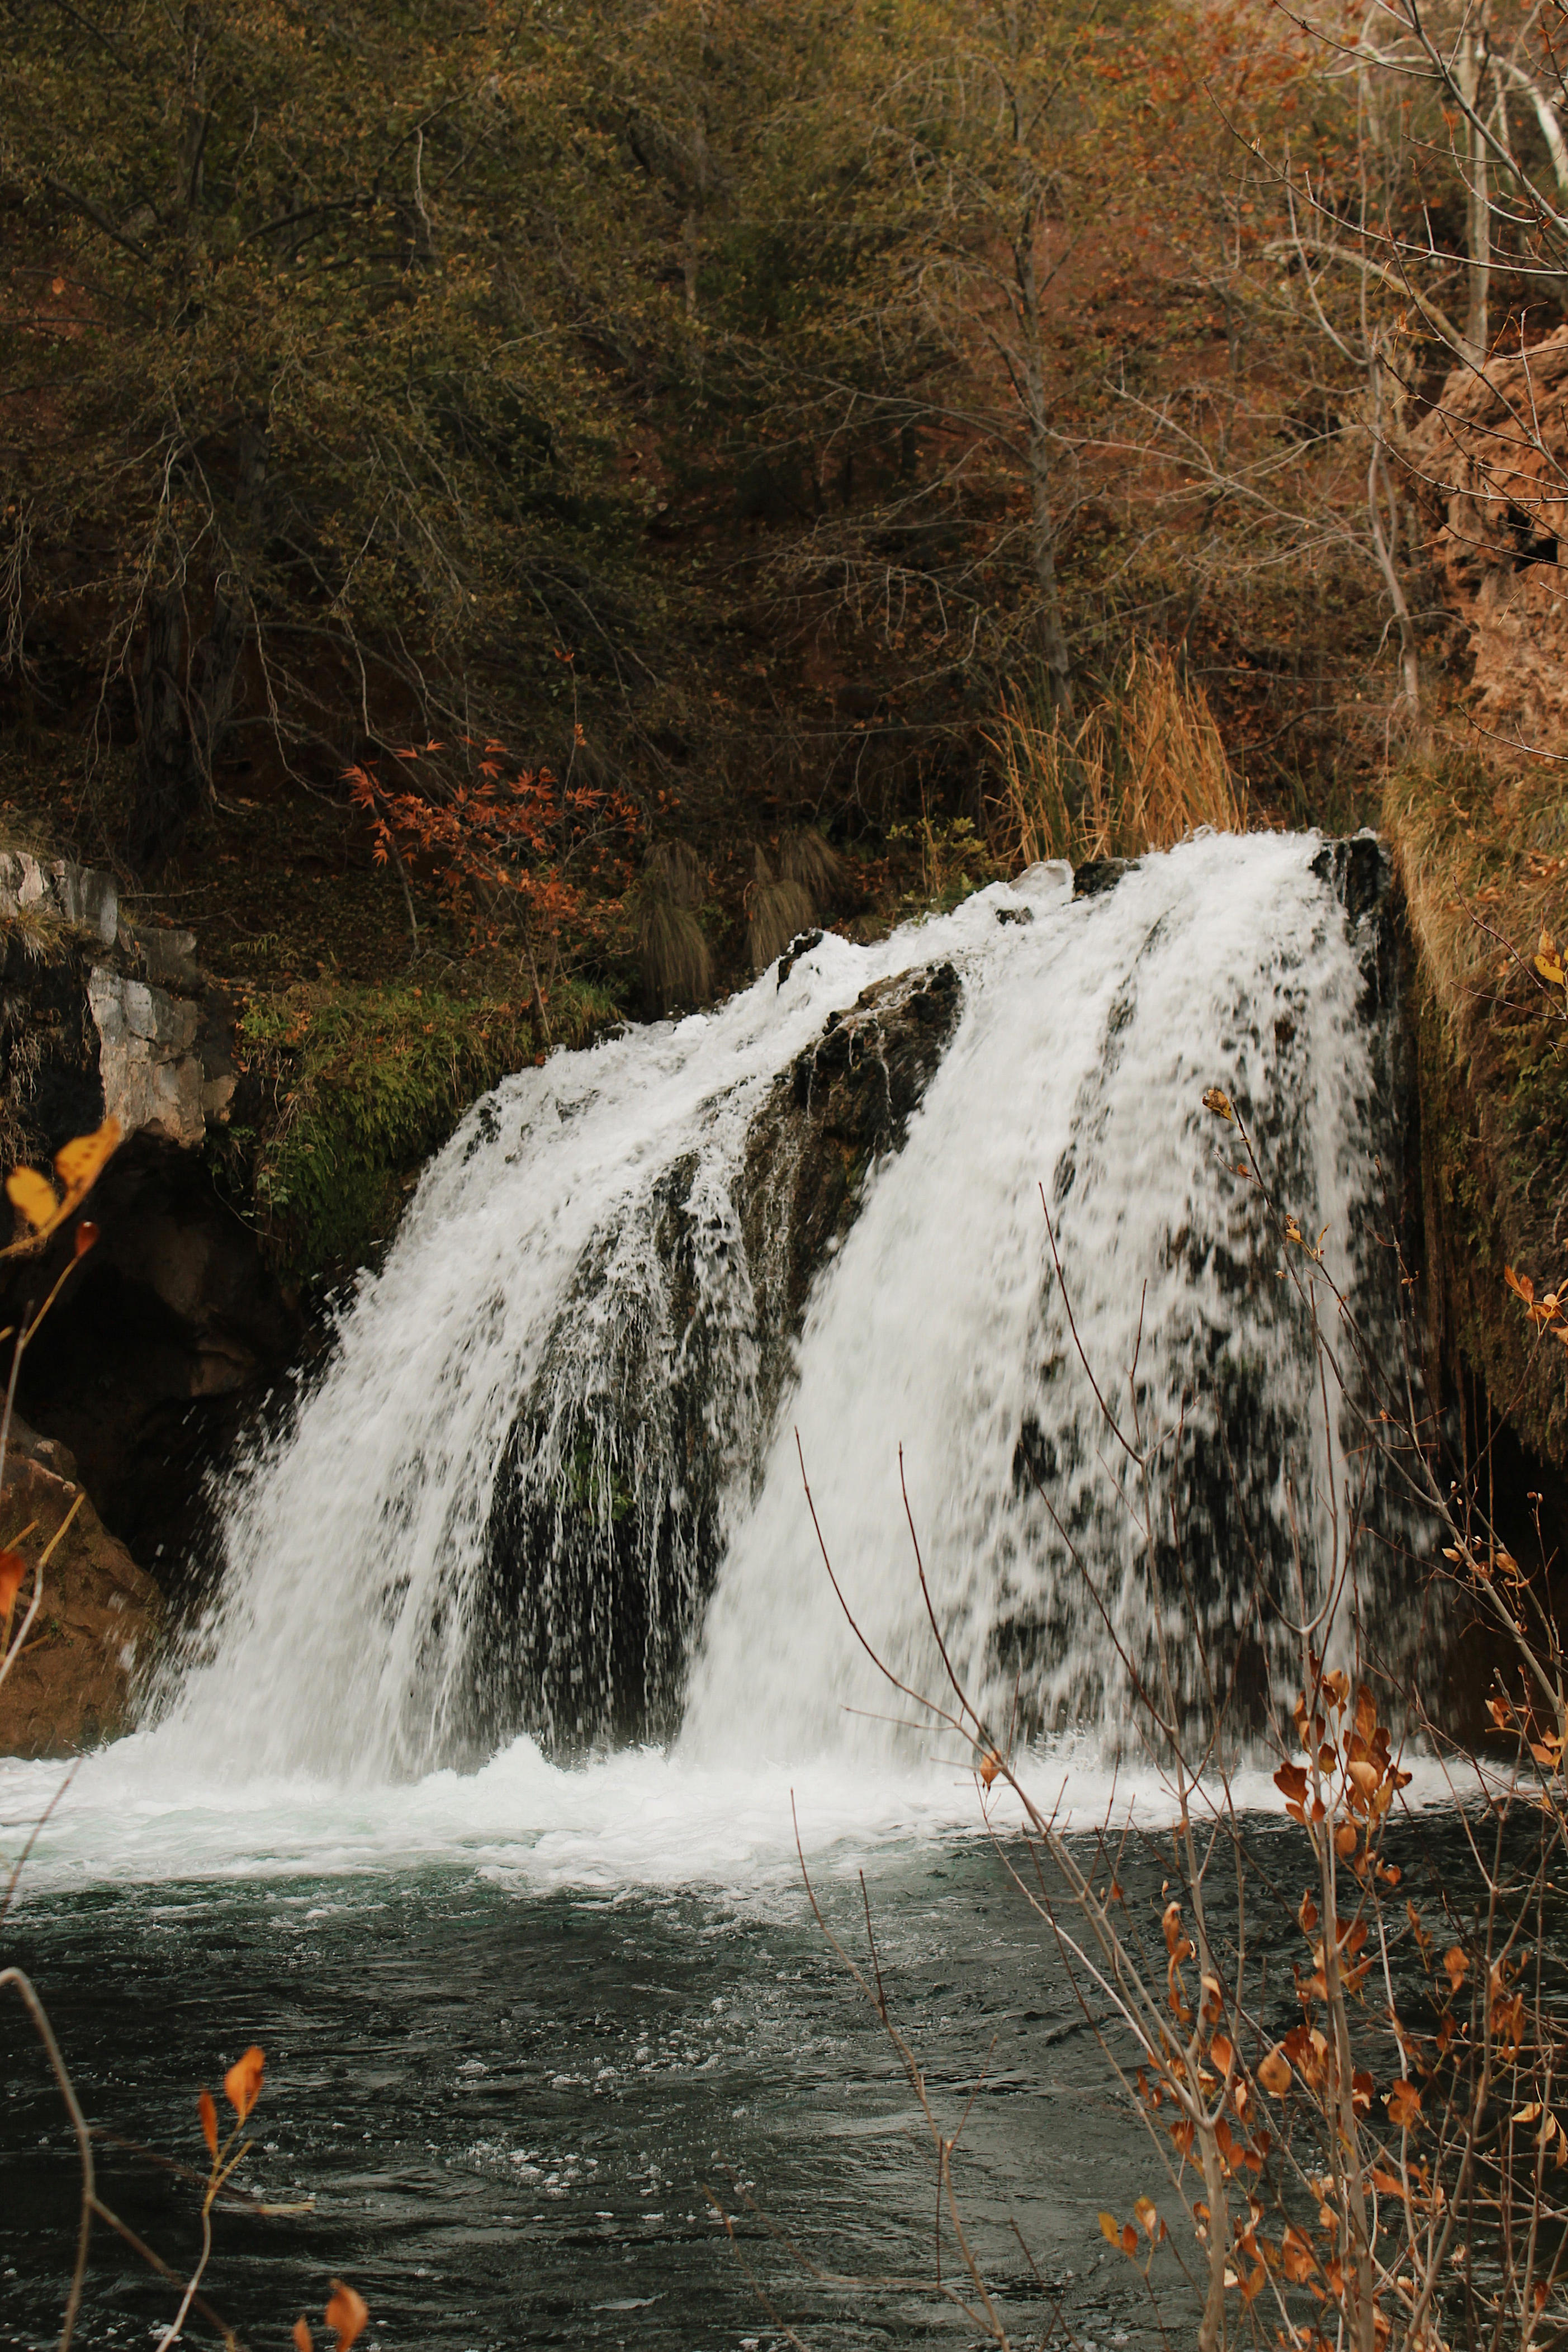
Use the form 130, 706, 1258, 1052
224, 974, 622, 1287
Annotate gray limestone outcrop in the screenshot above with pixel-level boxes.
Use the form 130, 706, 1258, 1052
0, 851, 234, 1165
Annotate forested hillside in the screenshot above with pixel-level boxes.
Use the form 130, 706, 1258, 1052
3, 0, 1566, 1281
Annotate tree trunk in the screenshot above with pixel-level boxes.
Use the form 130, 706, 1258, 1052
127, 421, 267, 874
129, 587, 193, 874
1457, 29, 1491, 366
1015, 229, 1073, 716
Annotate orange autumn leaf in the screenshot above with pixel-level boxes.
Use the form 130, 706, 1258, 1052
74, 1219, 99, 1258
293, 2321, 314, 2352
0, 1550, 27, 1617
325, 2280, 369, 2351
224, 2044, 265, 2123
977, 1747, 1002, 1788
198, 2088, 218, 2158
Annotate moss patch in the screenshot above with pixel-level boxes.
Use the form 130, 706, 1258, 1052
223, 976, 622, 1288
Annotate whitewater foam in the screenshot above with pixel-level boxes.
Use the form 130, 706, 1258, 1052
0, 1734, 1464, 1904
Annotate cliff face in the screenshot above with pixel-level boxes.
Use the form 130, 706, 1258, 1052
1406, 325, 1568, 750
0, 855, 297, 1593
1389, 336, 1568, 1482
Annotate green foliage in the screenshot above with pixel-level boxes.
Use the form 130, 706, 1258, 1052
230, 976, 620, 1284
562, 1427, 634, 1526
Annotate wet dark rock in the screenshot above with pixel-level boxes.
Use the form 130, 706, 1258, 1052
1072, 859, 1131, 899
477, 959, 965, 1756
775, 930, 822, 985
1310, 831, 1389, 926
748, 960, 963, 1352
996, 905, 1034, 926
1, 1134, 300, 1582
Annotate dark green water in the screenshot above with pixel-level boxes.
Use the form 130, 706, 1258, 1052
0, 1839, 1175, 2352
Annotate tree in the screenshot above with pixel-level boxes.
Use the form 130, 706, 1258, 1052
0, 0, 656, 872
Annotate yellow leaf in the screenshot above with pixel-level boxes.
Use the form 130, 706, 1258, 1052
1535, 953, 1565, 987
6, 1168, 58, 1232
53, 1118, 120, 1196
1201, 1086, 1234, 1123
2, 1119, 120, 1258
1135, 2194, 1159, 2239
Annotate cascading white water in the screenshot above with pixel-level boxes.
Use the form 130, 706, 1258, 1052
142, 830, 1416, 1791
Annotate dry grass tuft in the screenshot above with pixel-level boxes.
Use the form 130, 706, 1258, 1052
986, 644, 1245, 869
746, 830, 843, 973
777, 828, 845, 901
1384, 742, 1568, 1047
634, 843, 712, 1012
746, 844, 817, 972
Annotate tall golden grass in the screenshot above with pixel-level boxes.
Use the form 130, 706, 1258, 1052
1384, 742, 1568, 1039
986, 645, 1246, 868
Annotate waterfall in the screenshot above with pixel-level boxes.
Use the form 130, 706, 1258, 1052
147, 831, 1419, 1785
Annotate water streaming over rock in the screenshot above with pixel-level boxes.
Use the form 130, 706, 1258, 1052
148, 832, 1422, 1783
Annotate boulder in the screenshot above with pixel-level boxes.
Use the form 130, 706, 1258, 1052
0, 1440, 162, 1757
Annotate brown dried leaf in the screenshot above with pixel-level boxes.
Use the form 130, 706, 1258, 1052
1258, 2045, 1291, 2097
1387, 2079, 1423, 2131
